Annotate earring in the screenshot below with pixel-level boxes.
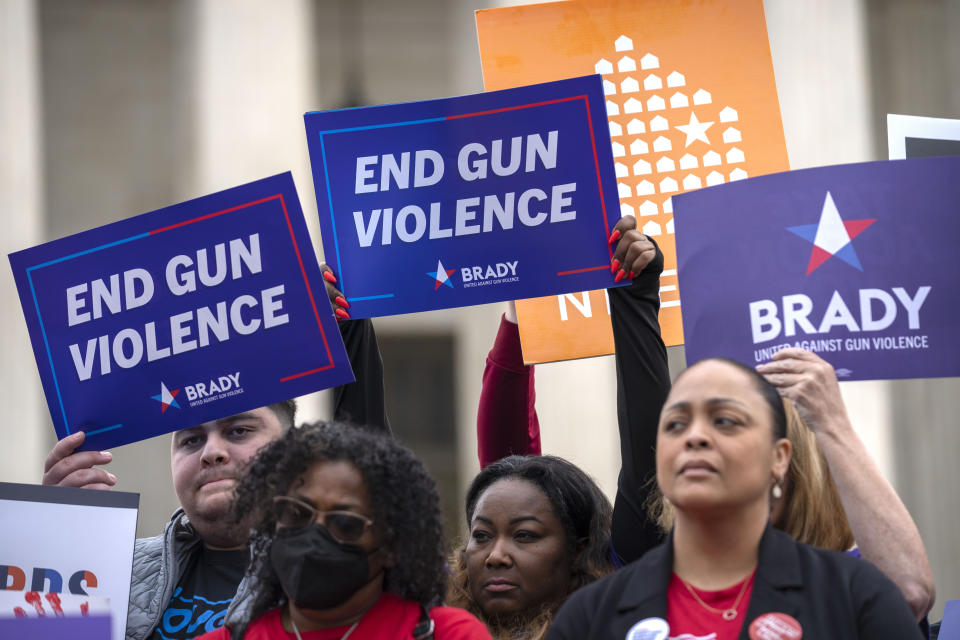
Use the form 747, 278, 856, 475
771, 479, 783, 500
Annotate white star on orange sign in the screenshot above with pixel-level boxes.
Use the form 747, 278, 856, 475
676, 112, 714, 147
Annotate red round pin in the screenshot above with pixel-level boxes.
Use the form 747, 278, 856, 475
748, 612, 802, 640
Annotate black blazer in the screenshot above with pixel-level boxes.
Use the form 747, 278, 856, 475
547, 526, 922, 639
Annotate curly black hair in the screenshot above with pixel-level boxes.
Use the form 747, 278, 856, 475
448, 455, 614, 638
229, 421, 447, 636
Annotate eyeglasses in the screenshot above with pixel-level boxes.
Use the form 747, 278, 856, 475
272, 496, 375, 543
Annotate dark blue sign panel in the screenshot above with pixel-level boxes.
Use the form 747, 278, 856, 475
674, 156, 960, 381
304, 75, 624, 318
9, 173, 354, 450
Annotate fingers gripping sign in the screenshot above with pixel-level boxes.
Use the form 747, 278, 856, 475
609, 215, 657, 282
756, 348, 848, 434
42, 431, 117, 491
321, 264, 351, 321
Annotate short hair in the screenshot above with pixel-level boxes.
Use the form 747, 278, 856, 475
447, 455, 614, 635
266, 399, 297, 430
228, 421, 447, 637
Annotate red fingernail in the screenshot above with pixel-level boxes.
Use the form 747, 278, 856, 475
615, 269, 626, 283
608, 229, 621, 244
335, 296, 350, 309
628, 271, 635, 280
335, 308, 351, 320
323, 271, 337, 284
610, 258, 621, 274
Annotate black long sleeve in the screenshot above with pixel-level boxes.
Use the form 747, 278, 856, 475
608, 242, 671, 564
331, 319, 391, 434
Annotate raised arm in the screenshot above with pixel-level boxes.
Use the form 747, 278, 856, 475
607, 215, 671, 564
758, 348, 935, 619
473, 215, 669, 545
322, 265, 391, 434
476, 301, 541, 467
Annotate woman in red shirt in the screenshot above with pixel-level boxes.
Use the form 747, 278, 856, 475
545, 358, 922, 639
193, 422, 491, 640
446, 455, 616, 639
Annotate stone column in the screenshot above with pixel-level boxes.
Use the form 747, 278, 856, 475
178, 0, 324, 423
866, 0, 960, 621
0, 0, 45, 483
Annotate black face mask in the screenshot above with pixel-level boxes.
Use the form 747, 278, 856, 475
270, 523, 376, 610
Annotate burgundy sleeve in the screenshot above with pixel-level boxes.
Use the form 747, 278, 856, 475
476, 315, 541, 468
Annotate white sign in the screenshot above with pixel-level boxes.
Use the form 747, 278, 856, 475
0, 482, 138, 640
887, 113, 960, 159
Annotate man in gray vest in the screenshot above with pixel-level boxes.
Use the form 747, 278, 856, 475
44, 403, 292, 640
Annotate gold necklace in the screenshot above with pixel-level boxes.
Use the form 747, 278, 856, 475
679, 573, 752, 621
289, 613, 360, 640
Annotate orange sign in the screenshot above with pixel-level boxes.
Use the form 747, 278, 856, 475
476, 0, 789, 363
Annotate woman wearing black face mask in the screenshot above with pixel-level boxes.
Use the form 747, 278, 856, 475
194, 422, 491, 640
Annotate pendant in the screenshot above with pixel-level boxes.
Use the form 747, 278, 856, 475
722, 609, 737, 621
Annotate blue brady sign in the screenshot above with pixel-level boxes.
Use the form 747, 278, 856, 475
673, 156, 960, 381
8, 173, 354, 450
304, 75, 624, 318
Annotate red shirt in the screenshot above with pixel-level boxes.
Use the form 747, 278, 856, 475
192, 592, 491, 640
665, 571, 755, 640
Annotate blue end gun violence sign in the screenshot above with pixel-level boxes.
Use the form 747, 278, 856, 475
304, 75, 625, 318
8, 173, 354, 450
673, 156, 960, 381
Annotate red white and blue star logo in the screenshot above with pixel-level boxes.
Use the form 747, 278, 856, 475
152, 382, 181, 413
787, 191, 876, 275
427, 259, 456, 290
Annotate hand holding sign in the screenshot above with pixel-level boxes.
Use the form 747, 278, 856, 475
759, 348, 936, 618
499, 215, 654, 328
320, 264, 351, 321
609, 215, 658, 282
757, 348, 846, 435
42, 432, 116, 491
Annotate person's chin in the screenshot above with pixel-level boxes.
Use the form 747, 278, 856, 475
670, 487, 727, 511
478, 592, 526, 617
191, 490, 234, 521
